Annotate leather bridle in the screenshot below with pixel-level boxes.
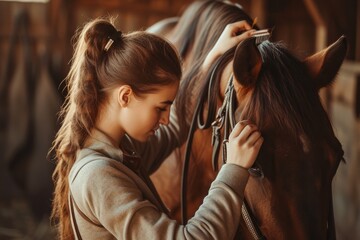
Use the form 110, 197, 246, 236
180, 36, 337, 240
180, 48, 265, 239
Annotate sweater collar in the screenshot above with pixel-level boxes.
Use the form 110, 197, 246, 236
78, 128, 141, 171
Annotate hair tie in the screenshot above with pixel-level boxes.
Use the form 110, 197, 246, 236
104, 30, 123, 52
104, 38, 114, 52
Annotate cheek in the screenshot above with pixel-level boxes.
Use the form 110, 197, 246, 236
144, 110, 160, 126
130, 108, 158, 130
128, 110, 160, 142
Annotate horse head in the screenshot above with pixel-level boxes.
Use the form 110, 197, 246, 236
213, 34, 347, 239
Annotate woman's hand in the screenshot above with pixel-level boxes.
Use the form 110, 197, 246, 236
203, 21, 255, 69
226, 121, 263, 169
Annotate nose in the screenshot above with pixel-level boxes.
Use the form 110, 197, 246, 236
159, 110, 170, 125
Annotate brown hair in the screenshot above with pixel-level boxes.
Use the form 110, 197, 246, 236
50, 17, 181, 239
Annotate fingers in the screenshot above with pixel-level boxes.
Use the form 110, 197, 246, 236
203, 21, 255, 70
229, 120, 251, 140
253, 135, 264, 149
226, 20, 252, 33
247, 130, 263, 147
226, 21, 255, 41
238, 124, 258, 143
226, 120, 263, 169
235, 29, 256, 42
222, 21, 255, 48
229, 120, 263, 146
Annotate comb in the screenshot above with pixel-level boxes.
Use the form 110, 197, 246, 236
252, 29, 271, 45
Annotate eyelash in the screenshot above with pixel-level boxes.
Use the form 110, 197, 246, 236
157, 107, 167, 112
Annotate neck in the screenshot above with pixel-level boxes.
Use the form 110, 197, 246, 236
94, 105, 125, 147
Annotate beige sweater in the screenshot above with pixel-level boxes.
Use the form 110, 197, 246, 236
69, 125, 249, 240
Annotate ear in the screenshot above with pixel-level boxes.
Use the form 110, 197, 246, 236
304, 35, 347, 89
233, 37, 262, 87
117, 85, 132, 107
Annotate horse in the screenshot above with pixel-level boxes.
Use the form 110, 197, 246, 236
148, 0, 257, 221
148, 1, 347, 239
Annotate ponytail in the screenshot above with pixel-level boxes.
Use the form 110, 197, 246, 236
51, 17, 181, 239
51, 18, 120, 240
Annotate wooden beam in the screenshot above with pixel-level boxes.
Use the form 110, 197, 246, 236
303, 0, 327, 51
356, 0, 360, 60
72, 0, 184, 16
303, 0, 330, 110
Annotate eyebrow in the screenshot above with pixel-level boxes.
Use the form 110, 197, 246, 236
161, 100, 173, 105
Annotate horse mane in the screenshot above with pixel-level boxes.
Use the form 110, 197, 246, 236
171, 0, 210, 58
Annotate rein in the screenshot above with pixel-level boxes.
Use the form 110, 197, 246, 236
181, 52, 230, 224
211, 75, 236, 171
180, 49, 265, 239
213, 76, 266, 240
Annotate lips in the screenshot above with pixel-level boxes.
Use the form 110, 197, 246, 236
149, 126, 158, 136
149, 127, 158, 135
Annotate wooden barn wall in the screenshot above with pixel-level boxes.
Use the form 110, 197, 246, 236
0, 0, 358, 239
332, 60, 360, 239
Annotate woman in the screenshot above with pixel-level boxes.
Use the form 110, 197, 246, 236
51, 17, 262, 239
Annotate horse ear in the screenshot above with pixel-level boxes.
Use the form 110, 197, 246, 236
304, 35, 347, 89
233, 37, 262, 87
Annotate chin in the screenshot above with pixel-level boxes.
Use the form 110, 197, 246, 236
129, 131, 154, 143
133, 135, 150, 143
137, 137, 148, 143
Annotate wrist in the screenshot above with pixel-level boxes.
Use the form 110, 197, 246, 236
216, 163, 250, 195
227, 160, 251, 170
202, 49, 220, 70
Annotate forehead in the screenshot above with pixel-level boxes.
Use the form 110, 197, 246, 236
145, 83, 179, 102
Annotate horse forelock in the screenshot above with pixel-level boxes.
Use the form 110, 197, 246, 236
242, 42, 326, 139
240, 40, 344, 170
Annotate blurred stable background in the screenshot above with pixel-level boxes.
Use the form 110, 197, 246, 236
0, 0, 359, 239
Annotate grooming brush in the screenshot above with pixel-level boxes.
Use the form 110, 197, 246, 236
252, 29, 271, 45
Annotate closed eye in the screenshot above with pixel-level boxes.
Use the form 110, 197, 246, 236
157, 107, 167, 112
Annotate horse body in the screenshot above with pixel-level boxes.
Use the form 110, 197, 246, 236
148, 1, 346, 239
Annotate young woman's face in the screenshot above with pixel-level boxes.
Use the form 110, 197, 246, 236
121, 83, 179, 142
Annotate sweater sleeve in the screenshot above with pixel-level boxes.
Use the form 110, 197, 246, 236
70, 160, 249, 240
